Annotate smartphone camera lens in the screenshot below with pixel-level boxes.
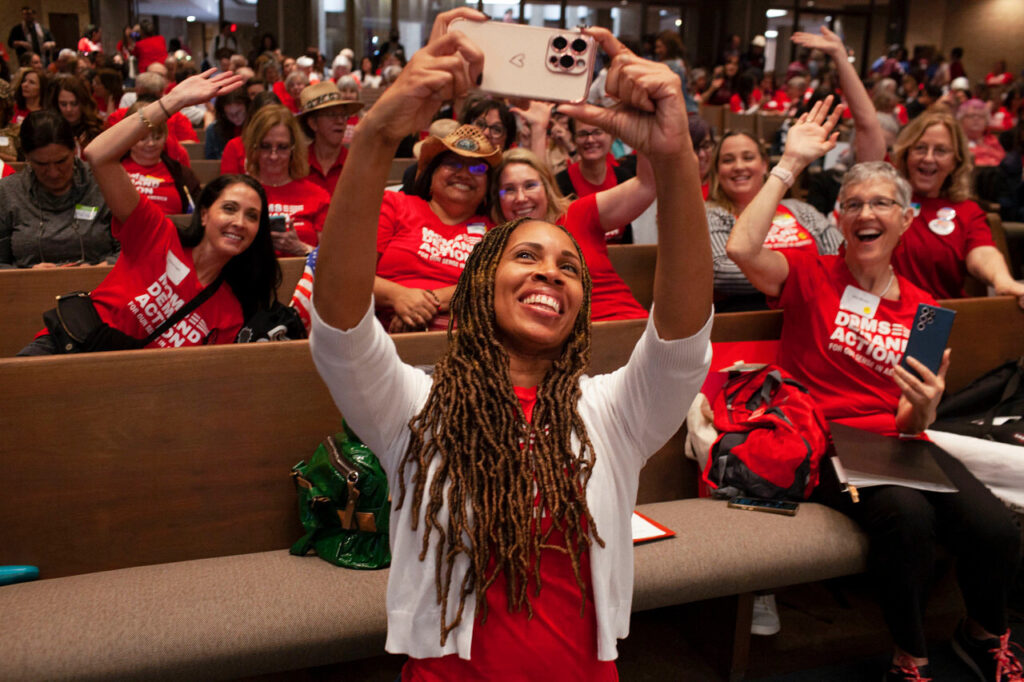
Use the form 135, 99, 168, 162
559, 54, 575, 69
549, 55, 558, 64
571, 38, 587, 53
552, 36, 568, 51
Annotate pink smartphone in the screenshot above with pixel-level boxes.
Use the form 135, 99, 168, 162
448, 18, 596, 104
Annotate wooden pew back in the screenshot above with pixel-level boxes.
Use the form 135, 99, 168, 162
2, 293, 1019, 579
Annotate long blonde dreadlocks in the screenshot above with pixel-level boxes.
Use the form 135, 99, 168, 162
395, 217, 604, 646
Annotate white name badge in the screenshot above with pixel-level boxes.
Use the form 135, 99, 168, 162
165, 250, 190, 286
74, 204, 98, 221
0, 136, 9, 146
839, 285, 881, 319
467, 222, 487, 236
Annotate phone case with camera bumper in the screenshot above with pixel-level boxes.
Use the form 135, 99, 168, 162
448, 19, 596, 104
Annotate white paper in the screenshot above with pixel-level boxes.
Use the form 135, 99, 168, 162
631, 511, 671, 542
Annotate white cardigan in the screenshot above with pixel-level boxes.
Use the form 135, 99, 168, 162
309, 300, 712, 661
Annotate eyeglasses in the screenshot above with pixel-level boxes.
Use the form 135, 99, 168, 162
908, 144, 953, 160
317, 109, 350, 120
838, 197, 902, 214
472, 119, 506, 138
575, 128, 606, 140
439, 157, 488, 176
259, 142, 294, 155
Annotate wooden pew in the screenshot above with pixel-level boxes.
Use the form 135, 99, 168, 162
181, 141, 204, 161
191, 159, 222, 185
723, 110, 757, 137
1, 297, 1020, 681
0, 257, 308, 356
607, 243, 656, 310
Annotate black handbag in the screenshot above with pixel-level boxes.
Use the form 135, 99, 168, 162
235, 302, 307, 342
932, 357, 1024, 445
42, 276, 224, 354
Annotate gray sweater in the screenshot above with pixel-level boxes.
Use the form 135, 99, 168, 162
0, 159, 117, 268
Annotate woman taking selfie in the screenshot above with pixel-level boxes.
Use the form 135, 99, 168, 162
18, 70, 279, 354
311, 9, 712, 678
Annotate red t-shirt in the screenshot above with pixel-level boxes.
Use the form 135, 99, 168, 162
122, 158, 182, 214
762, 204, 820, 255
220, 136, 246, 174
134, 35, 168, 73
760, 90, 790, 113
106, 109, 196, 162
375, 192, 492, 328
89, 196, 244, 347
772, 251, 935, 436
991, 106, 1014, 133
403, 386, 617, 682
561, 194, 647, 321
986, 71, 1013, 87
272, 81, 300, 113
890, 197, 995, 299
264, 178, 330, 254
566, 155, 619, 199
306, 142, 348, 196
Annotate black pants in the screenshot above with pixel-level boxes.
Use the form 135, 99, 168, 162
812, 445, 1021, 658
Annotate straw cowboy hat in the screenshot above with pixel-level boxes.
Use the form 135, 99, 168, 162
416, 123, 502, 178
298, 81, 364, 119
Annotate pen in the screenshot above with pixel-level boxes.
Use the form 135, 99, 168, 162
831, 455, 859, 503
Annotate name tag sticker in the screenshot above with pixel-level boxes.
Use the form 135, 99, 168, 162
467, 222, 487, 236
74, 204, 98, 221
165, 251, 190, 286
0, 136, 9, 146
839, 285, 880, 319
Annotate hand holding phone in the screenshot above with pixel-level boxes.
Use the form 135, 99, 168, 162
899, 304, 955, 380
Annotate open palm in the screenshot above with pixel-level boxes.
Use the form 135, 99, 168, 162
783, 95, 844, 166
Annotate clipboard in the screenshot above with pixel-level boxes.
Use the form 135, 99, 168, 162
829, 422, 958, 494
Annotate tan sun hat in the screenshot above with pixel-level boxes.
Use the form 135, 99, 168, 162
413, 118, 460, 159
298, 81, 364, 118
416, 124, 502, 178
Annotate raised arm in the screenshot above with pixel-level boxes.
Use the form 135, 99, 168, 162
726, 97, 844, 297
83, 69, 243, 223
594, 153, 655, 232
793, 27, 886, 163
509, 99, 552, 162
966, 245, 1024, 308
559, 29, 710, 340
313, 9, 486, 331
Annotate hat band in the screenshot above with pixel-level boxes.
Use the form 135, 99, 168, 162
303, 92, 348, 112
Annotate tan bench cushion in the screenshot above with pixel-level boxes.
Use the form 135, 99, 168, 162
0, 499, 868, 681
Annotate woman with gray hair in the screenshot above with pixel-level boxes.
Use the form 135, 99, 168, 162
957, 98, 1005, 167
727, 96, 1021, 682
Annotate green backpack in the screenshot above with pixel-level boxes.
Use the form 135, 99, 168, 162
289, 423, 391, 569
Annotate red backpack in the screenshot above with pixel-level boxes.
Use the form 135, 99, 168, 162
703, 365, 829, 500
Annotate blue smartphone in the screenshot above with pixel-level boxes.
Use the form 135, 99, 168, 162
899, 304, 955, 380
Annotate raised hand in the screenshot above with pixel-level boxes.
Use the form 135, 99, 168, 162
557, 28, 689, 161
363, 8, 486, 145
792, 26, 845, 60
781, 95, 845, 169
164, 69, 245, 110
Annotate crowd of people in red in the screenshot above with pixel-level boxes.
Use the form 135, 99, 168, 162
1, 9, 1023, 681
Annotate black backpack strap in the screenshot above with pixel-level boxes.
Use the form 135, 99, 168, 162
141, 274, 224, 346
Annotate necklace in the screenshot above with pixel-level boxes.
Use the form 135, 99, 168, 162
872, 267, 896, 298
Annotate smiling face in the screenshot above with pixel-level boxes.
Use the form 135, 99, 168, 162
498, 163, 548, 222
493, 220, 584, 359
57, 89, 81, 125
959, 110, 986, 139
429, 152, 488, 220
472, 108, 508, 151
838, 177, 912, 268
130, 131, 166, 166
224, 102, 246, 127
199, 182, 262, 259
716, 134, 767, 206
905, 123, 957, 198
574, 122, 610, 163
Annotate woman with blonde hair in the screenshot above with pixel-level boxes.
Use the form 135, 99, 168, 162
891, 109, 1024, 304
490, 147, 650, 320
243, 103, 329, 256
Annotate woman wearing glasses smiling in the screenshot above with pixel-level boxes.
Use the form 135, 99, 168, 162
374, 124, 498, 332
891, 110, 1024, 305
243, 104, 329, 256
727, 98, 1021, 682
